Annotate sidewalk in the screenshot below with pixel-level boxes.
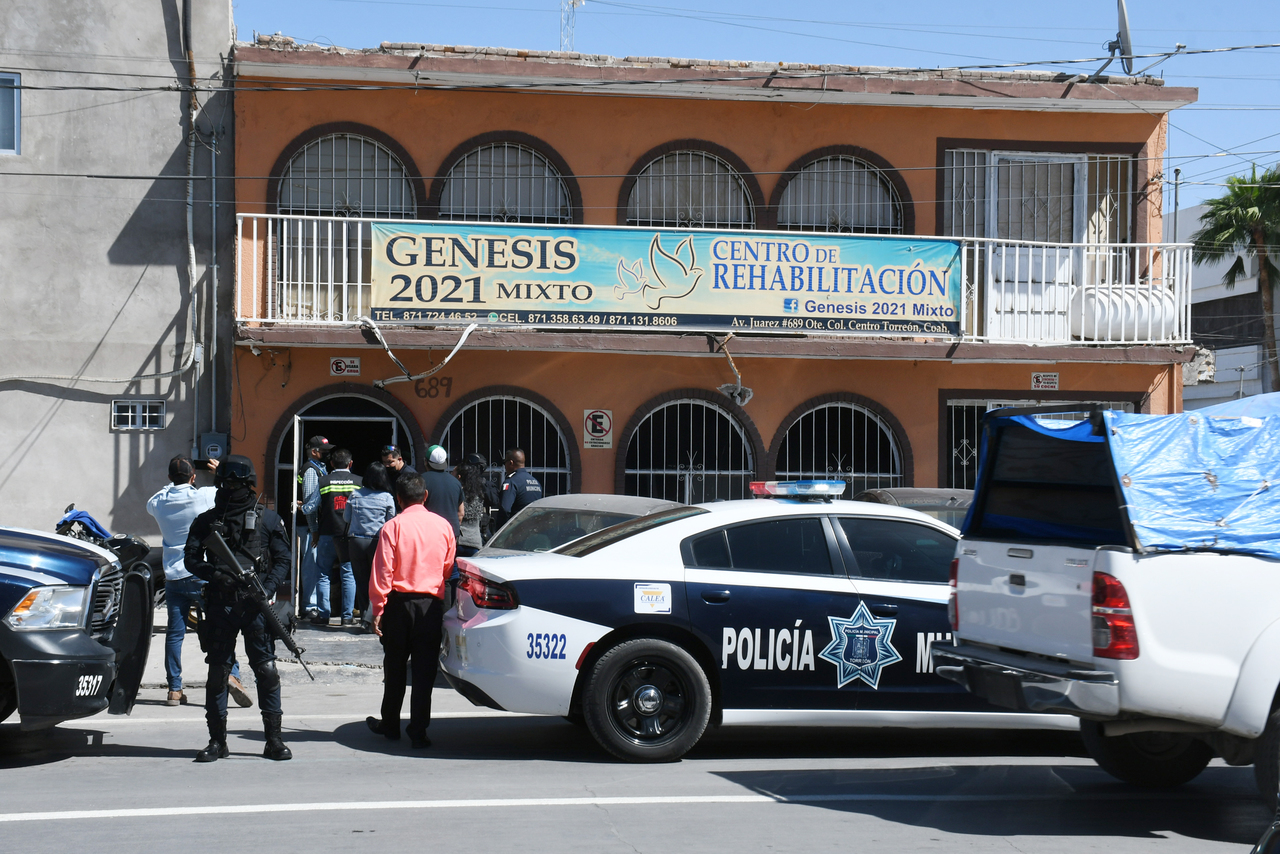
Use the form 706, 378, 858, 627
142, 606, 388, 691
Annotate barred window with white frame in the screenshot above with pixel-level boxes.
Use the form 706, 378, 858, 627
626, 150, 754, 229
111, 400, 165, 431
941, 148, 1133, 243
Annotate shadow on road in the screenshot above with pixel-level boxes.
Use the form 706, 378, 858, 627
714, 764, 1272, 845
0, 725, 196, 767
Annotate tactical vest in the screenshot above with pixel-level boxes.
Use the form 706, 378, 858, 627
317, 469, 360, 537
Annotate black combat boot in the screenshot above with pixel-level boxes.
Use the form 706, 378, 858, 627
262, 711, 292, 761
196, 716, 229, 762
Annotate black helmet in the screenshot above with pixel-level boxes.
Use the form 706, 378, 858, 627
215, 455, 257, 488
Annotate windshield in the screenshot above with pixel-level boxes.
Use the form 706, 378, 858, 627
557, 506, 708, 557
486, 507, 640, 553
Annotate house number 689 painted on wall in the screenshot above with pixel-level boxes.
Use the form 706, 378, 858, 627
415, 377, 453, 399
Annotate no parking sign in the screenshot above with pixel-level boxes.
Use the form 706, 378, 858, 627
583, 409, 613, 449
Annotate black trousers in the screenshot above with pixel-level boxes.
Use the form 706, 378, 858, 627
203, 597, 281, 717
379, 592, 443, 738
348, 536, 376, 617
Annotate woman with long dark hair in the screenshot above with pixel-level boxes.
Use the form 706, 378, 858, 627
454, 453, 494, 557
343, 461, 396, 632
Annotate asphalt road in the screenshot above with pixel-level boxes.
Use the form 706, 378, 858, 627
1, 623, 1272, 853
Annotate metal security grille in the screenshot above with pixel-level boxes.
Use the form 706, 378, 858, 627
776, 155, 902, 234
942, 149, 1134, 245
438, 396, 572, 497
438, 143, 572, 223
624, 399, 754, 504
277, 134, 416, 320
946, 398, 1136, 489
626, 151, 754, 229
111, 399, 165, 430
774, 402, 902, 497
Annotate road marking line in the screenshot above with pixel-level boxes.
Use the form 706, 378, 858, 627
0, 791, 1244, 823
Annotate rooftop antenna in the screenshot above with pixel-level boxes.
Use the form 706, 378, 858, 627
560, 0, 585, 52
1086, 0, 1185, 82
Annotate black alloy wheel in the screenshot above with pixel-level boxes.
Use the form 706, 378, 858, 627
582, 638, 711, 762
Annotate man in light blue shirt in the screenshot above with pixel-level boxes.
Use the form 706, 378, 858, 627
147, 456, 249, 708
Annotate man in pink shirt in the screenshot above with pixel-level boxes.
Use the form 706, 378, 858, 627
366, 472, 456, 749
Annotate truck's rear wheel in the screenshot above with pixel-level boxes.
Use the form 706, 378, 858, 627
1081, 720, 1213, 788
1255, 710, 1279, 811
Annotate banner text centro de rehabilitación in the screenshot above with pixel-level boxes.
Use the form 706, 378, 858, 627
370, 222, 962, 336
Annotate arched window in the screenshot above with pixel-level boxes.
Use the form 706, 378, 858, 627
626, 150, 754, 229
437, 142, 572, 223
277, 133, 416, 321
776, 155, 903, 234
623, 399, 754, 504
437, 395, 572, 496
774, 401, 902, 496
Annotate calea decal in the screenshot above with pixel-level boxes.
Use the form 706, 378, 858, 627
818, 601, 903, 689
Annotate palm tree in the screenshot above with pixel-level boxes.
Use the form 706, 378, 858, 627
1191, 165, 1280, 392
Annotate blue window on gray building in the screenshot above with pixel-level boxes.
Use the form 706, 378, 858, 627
0, 73, 19, 155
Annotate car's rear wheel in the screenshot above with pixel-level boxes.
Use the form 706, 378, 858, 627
582, 638, 711, 763
1080, 720, 1213, 788
1255, 709, 1279, 810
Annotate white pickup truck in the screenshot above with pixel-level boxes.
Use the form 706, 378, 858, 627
933, 400, 1280, 805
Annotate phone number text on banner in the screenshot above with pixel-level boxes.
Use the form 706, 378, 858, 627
370, 223, 962, 336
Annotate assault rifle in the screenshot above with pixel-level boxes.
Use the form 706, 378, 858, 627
203, 526, 315, 681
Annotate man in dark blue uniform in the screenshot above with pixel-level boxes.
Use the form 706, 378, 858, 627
498, 448, 542, 527
185, 455, 293, 762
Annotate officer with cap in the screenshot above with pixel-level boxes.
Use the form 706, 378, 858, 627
185, 455, 293, 762
497, 447, 542, 528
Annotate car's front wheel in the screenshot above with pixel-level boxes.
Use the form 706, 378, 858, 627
582, 638, 711, 762
1080, 720, 1213, 788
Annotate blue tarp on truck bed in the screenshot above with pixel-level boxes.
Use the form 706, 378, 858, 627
1106, 394, 1280, 558
967, 393, 1280, 559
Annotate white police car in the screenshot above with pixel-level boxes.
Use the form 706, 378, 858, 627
440, 481, 1074, 762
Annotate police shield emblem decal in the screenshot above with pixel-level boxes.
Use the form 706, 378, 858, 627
819, 601, 902, 689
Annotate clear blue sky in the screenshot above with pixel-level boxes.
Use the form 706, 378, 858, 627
232, 0, 1280, 208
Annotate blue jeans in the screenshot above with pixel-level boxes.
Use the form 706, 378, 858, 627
299, 529, 321, 612
164, 575, 238, 692
315, 534, 354, 620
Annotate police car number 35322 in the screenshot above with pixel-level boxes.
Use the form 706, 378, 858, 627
527, 632, 568, 660
441, 482, 1075, 764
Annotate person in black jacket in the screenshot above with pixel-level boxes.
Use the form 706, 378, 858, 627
185, 455, 293, 762
497, 448, 542, 528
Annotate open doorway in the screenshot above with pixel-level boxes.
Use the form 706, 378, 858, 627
274, 395, 418, 518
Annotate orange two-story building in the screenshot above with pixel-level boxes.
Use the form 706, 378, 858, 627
230, 37, 1197, 519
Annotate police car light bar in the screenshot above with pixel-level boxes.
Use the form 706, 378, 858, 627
749, 480, 848, 500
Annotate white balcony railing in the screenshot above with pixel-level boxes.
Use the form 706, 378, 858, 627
235, 213, 1191, 345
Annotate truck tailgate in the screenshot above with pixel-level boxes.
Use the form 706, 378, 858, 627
957, 540, 1095, 662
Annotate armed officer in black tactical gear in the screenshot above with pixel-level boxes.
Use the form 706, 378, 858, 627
184, 455, 293, 762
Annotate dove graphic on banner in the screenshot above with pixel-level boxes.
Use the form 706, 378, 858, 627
615, 234, 704, 310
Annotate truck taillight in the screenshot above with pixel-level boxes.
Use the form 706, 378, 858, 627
1092, 571, 1138, 660
947, 558, 959, 631
459, 568, 518, 610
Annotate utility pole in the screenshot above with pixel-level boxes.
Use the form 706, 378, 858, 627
560, 0, 584, 52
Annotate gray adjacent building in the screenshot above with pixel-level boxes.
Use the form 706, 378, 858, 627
0, 1, 234, 534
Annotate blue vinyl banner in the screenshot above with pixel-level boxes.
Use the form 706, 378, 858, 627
370, 222, 962, 336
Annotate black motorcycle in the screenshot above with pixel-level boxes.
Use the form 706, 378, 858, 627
56, 504, 164, 609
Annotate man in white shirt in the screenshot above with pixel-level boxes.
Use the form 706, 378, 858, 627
147, 456, 250, 708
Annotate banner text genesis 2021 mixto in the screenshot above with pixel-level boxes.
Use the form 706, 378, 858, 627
370, 222, 962, 336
